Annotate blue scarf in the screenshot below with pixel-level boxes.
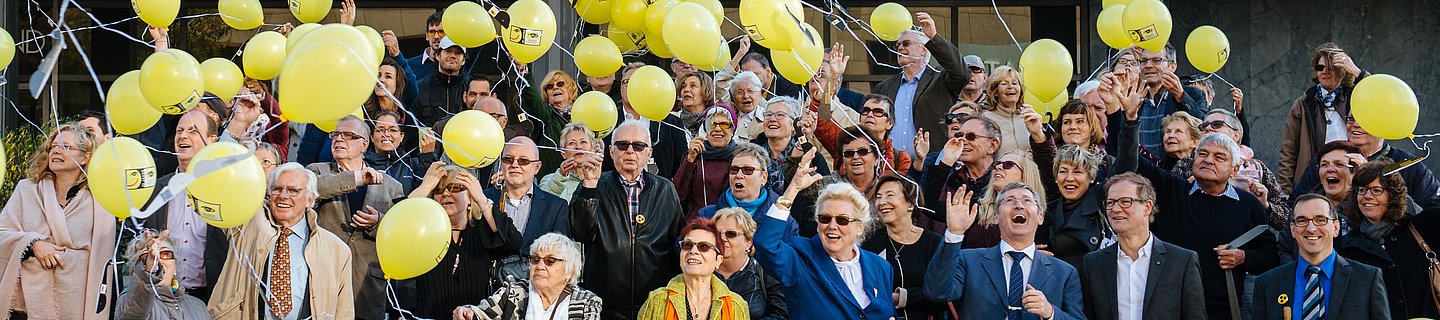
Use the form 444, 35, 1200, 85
723, 189, 769, 214
1316, 85, 1341, 107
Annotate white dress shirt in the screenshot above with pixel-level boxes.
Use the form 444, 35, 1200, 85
1116, 234, 1156, 320
999, 241, 1037, 294
832, 252, 871, 308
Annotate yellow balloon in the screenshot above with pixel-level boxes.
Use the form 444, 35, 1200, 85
682, 0, 724, 26
1350, 74, 1419, 140
87, 137, 157, 220
1096, 5, 1129, 50
139, 49, 204, 115
442, 110, 506, 168
443, 2, 498, 47
290, 24, 380, 74
1185, 26, 1229, 74
608, 24, 646, 53
218, 0, 264, 30
288, 0, 332, 23
573, 0, 614, 24
356, 25, 385, 67
243, 31, 287, 80
1023, 89, 1069, 119
278, 41, 375, 123
646, 31, 673, 58
870, 2, 912, 41
504, 0, 557, 64
200, 58, 244, 102
1018, 39, 1073, 102
772, 23, 823, 84
0, 28, 12, 69
697, 41, 732, 72
575, 36, 624, 78
572, 91, 619, 134
739, 0, 801, 51
646, 0, 677, 37
611, 0, 650, 33
186, 142, 266, 229
1121, 0, 1173, 52
314, 107, 365, 132
1103, 0, 1132, 8
663, 2, 722, 66
625, 66, 676, 121
105, 71, 163, 135
376, 197, 451, 279
285, 23, 323, 53
132, 0, 179, 28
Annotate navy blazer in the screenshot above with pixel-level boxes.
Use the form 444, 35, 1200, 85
925, 240, 1086, 320
1251, 256, 1391, 320
483, 186, 570, 252
753, 209, 895, 320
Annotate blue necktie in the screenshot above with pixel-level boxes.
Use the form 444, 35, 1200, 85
1007, 251, 1027, 320
1302, 266, 1325, 320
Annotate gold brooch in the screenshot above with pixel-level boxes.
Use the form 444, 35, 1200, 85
635, 214, 646, 225
1277, 293, 1289, 305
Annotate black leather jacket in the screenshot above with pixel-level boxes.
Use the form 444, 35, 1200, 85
717, 258, 788, 320
569, 171, 684, 320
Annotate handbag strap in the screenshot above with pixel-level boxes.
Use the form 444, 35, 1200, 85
1410, 224, 1438, 264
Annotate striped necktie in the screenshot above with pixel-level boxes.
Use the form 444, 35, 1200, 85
1007, 251, 1027, 320
1301, 266, 1325, 320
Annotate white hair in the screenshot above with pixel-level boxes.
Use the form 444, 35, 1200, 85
1074, 80, 1101, 99
899, 29, 930, 44
269, 162, 319, 199
611, 119, 651, 144
812, 183, 877, 243
529, 233, 585, 284
1196, 132, 1244, 167
731, 71, 763, 91
764, 96, 803, 120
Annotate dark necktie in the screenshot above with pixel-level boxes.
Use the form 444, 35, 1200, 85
1007, 251, 1027, 320
1301, 266, 1325, 320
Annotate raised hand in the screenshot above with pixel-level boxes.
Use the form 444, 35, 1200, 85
381, 30, 402, 57
1161, 68, 1184, 97
1098, 72, 1122, 115
578, 154, 603, 188
339, 0, 357, 25
939, 137, 965, 166
1020, 105, 1045, 142
1230, 88, 1244, 114
915, 12, 937, 38
783, 147, 824, 199
913, 128, 930, 169
1116, 71, 1146, 121
825, 42, 849, 82
686, 137, 706, 162
945, 185, 977, 235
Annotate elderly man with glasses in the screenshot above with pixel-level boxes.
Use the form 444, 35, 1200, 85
305, 115, 403, 320
482, 137, 571, 281
872, 12, 971, 159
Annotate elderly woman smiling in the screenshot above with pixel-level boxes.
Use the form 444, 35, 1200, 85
639, 219, 751, 320
454, 233, 604, 320
752, 151, 896, 319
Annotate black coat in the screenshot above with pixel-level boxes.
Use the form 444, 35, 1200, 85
717, 258, 788, 320
1251, 256, 1391, 320
483, 186, 570, 253
1336, 208, 1440, 319
569, 171, 684, 320
871, 36, 970, 154
412, 72, 469, 127
1041, 186, 1113, 270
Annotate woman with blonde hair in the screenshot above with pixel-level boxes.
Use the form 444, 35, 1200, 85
979, 66, 1043, 153
408, 162, 522, 319
974, 149, 1049, 230
0, 123, 117, 319
711, 208, 787, 320
1159, 111, 1202, 172
520, 69, 582, 175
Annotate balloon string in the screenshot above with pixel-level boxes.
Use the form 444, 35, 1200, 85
1209, 73, 1237, 89
384, 280, 422, 319
810, 0, 906, 71
990, 0, 1024, 52
1083, 50, 1128, 83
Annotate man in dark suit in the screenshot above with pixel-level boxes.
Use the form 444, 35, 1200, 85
871, 12, 970, 157
1082, 172, 1207, 320
926, 182, 1085, 320
1252, 194, 1390, 320
140, 110, 228, 303
483, 136, 570, 252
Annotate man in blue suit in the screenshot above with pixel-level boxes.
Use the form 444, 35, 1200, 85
926, 182, 1085, 320
1252, 194, 1390, 319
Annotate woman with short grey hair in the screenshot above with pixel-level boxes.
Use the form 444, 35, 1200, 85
454, 233, 603, 319
540, 122, 601, 202
116, 231, 211, 319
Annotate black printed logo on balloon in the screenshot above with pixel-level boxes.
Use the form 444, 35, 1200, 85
190, 195, 223, 222
508, 26, 544, 46
1128, 24, 1158, 42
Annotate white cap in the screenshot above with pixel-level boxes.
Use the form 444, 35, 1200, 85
438, 36, 466, 53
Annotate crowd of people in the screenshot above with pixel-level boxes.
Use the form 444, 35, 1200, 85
0, 7, 1437, 320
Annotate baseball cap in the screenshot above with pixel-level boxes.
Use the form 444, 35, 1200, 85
439, 36, 466, 53
963, 55, 984, 70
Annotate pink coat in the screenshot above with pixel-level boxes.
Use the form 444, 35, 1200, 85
0, 178, 117, 319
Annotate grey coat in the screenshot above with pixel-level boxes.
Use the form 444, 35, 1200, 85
116, 267, 212, 320
306, 162, 404, 320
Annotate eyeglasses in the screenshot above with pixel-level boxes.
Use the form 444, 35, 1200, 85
728, 166, 763, 176
156, 250, 175, 260
859, 107, 890, 118
841, 148, 874, 159
613, 141, 650, 152
994, 160, 1019, 170
500, 156, 538, 166
763, 111, 791, 120
1292, 216, 1335, 227
679, 240, 716, 253
896, 40, 920, 48
374, 127, 401, 134
269, 186, 304, 197
1115, 58, 1140, 67
426, 30, 446, 38
1314, 65, 1330, 72
544, 81, 568, 91
944, 113, 970, 125
486, 113, 506, 120
1137, 58, 1168, 65
817, 214, 858, 226
528, 255, 564, 266
1104, 197, 1150, 209
722, 230, 743, 239
710, 122, 734, 131
1356, 186, 1387, 197
431, 183, 467, 196
328, 131, 366, 142
1200, 120, 1235, 131
956, 132, 995, 141
1000, 197, 1039, 207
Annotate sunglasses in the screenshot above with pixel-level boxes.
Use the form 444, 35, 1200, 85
328, 131, 366, 142
500, 156, 538, 166
817, 214, 858, 226
859, 107, 890, 118
728, 166, 763, 176
841, 148, 874, 159
680, 240, 716, 253
710, 122, 734, 131
994, 160, 1019, 170
613, 141, 650, 152
1314, 65, 1330, 72
433, 183, 466, 194
1200, 120, 1234, 131
944, 113, 971, 125
528, 255, 564, 266
955, 132, 994, 141
544, 81, 568, 90
156, 250, 175, 260
722, 231, 743, 239
426, 30, 446, 37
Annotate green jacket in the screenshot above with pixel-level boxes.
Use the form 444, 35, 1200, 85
638, 275, 750, 320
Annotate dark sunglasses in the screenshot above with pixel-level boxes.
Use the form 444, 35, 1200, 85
613, 141, 650, 152
680, 240, 716, 253
432, 183, 466, 195
955, 132, 994, 141
817, 214, 858, 226
722, 231, 743, 239
860, 107, 890, 118
994, 160, 1019, 170
1200, 120, 1234, 131
528, 255, 564, 266
841, 148, 874, 159
544, 81, 568, 90
500, 156, 538, 166
728, 166, 763, 176
1314, 64, 1329, 72
944, 113, 971, 125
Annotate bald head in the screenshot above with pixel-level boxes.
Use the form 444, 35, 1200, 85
502, 136, 542, 188
506, 136, 540, 159
475, 97, 508, 128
